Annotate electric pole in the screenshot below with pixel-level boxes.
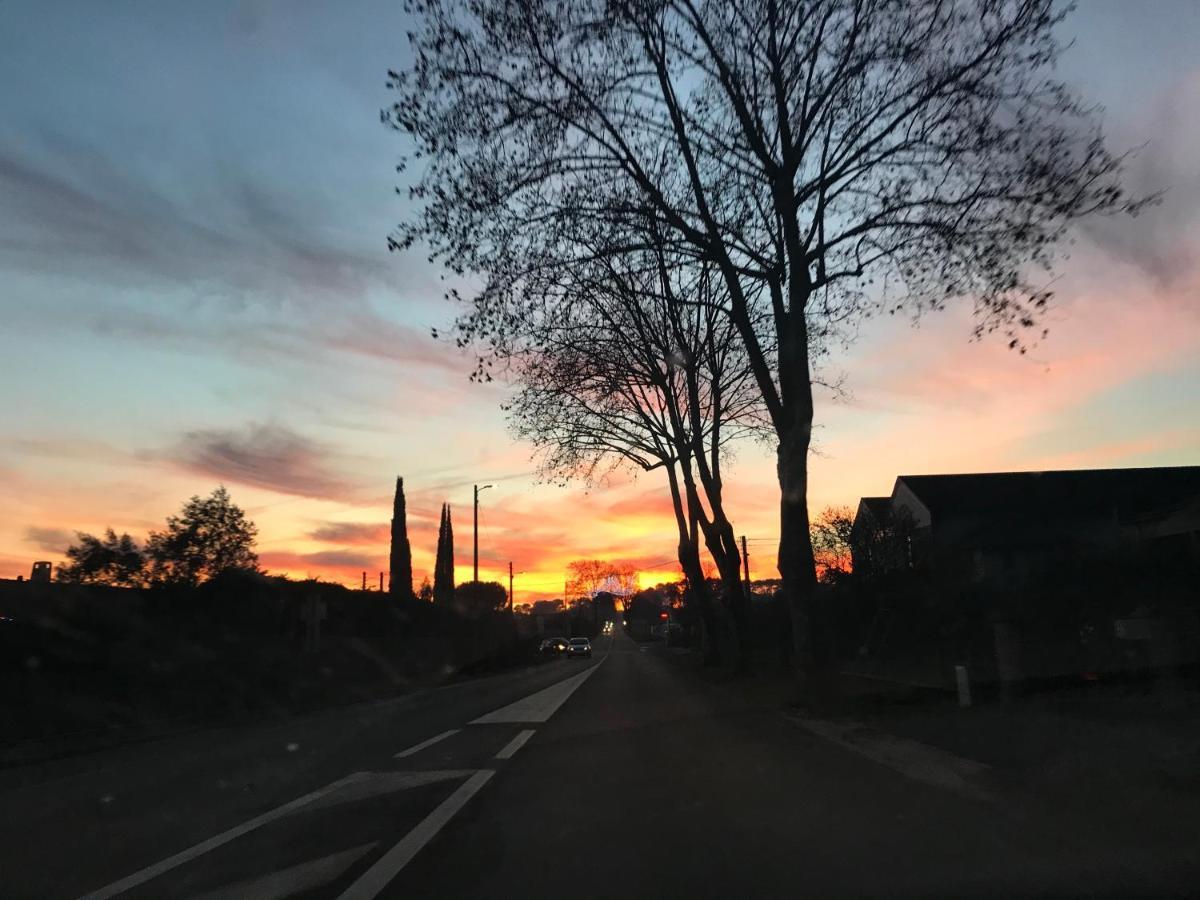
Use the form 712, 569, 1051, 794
509, 561, 514, 610
378, 571, 383, 591
741, 535, 750, 596
361, 571, 366, 591
473, 483, 493, 583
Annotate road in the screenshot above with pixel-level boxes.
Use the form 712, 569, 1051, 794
2, 627, 1197, 898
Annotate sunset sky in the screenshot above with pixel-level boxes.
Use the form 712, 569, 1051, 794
2, 1, 1198, 599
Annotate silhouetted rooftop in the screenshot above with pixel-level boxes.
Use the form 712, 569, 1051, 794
858, 497, 893, 523
897, 466, 1200, 525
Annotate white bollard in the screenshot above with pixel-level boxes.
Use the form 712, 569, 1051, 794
955, 665, 972, 708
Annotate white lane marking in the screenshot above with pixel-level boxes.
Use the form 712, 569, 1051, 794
494, 729, 536, 760
393, 728, 460, 758
304, 770, 477, 814
189, 842, 378, 900
79, 772, 367, 900
336, 770, 495, 900
788, 713, 992, 801
469, 660, 604, 724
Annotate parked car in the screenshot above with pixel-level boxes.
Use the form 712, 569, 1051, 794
566, 637, 592, 659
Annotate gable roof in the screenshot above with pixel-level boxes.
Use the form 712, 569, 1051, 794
858, 497, 892, 521
896, 466, 1200, 526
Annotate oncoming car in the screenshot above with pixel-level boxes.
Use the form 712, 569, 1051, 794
539, 637, 569, 655
565, 637, 592, 659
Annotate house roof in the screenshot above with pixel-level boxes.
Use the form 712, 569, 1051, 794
896, 466, 1200, 527
855, 496, 892, 528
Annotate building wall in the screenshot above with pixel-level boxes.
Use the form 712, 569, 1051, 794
892, 480, 932, 528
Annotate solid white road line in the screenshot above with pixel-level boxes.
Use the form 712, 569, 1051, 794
335, 770, 495, 900
190, 842, 378, 900
788, 714, 992, 800
79, 772, 367, 900
469, 659, 604, 724
304, 770, 477, 814
393, 728, 460, 758
494, 729, 536, 760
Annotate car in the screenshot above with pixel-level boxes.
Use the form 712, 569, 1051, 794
539, 637, 569, 655
565, 637, 592, 659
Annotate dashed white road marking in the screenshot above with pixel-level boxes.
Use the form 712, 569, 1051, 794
494, 729, 536, 760
189, 842, 377, 900
336, 770, 495, 900
79, 772, 365, 900
470, 660, 603, 724
394, 729, 460, 758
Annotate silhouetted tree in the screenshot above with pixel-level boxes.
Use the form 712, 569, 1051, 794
501, 231, 775, 666
454, 580, 508, 617
389, 476, 414, 599
417, 576, 434, 603
145, 486, 259, 587
811, 506, 856, 583
56, 528, 145, 587
388, 0, 1143, 685
433, 503, 455, 605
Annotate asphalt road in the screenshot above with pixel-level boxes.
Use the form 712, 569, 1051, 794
2, 628, 1197, 899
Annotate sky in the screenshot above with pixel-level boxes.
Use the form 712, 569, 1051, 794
1, 0, 1198, 599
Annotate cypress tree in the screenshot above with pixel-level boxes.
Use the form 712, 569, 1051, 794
389, 477, 414, 599
434, 503, 455, 605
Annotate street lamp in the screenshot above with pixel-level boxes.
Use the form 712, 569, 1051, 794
473, 483, 493, 583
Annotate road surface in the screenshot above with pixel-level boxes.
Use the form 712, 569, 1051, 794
1, 628, 1196, 898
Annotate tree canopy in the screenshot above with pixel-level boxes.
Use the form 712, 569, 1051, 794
56, 529, 145, 587
453, 579, 509, 616
810, 505, 855, 583
387, 0, 1141, 676
145, 486, 259, 587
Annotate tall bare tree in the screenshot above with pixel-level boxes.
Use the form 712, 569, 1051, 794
387, 0, 1142, 684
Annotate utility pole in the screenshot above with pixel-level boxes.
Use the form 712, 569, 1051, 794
509, 561, 514, 610
473, 483, 493, 583
361, 571, 366, 591
378, 571, 383, 591
741, 535, 750, 596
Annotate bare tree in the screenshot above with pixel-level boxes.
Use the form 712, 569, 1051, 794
565, 559, 638, 600
502, 227, 770, 666
387, 0, 1142, 684
810, 505, 855, 583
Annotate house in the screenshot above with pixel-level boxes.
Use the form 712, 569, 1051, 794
852, 465, 1200, 586
847, 466, 1200, 689
849, 496, 908, 576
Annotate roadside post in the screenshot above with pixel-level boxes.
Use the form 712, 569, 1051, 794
954, 665, 972, 707
303, 593, 327, 653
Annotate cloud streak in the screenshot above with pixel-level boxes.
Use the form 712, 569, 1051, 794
0, 136, 387, 299
24, 526, 73, 553
164, 422, 361, 502
259, 548, 382, 579
308, 521, 390, 545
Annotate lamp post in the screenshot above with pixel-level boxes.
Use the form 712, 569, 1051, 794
473, 483, 493, 583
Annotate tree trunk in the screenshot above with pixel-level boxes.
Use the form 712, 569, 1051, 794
680, 541, 721, 666
699, 516, 750, 673
666, 461, 721, 666
777, 422, 833, 702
